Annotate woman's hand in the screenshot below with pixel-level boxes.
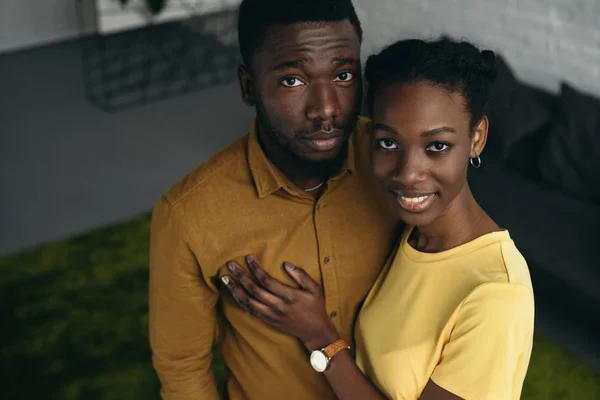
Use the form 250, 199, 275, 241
221, 255, 339, 350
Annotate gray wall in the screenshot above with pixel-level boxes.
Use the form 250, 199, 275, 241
0, 0, 87, 54
354, 0, 600, 96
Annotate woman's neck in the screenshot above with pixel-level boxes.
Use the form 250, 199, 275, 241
409, 184, 498, 253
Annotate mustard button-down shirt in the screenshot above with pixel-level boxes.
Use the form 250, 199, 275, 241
149, 117, 399, 400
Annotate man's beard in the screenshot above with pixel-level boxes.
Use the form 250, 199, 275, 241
254, 103, 360, 177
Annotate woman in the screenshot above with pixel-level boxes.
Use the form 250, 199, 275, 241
221, 38, 535, 400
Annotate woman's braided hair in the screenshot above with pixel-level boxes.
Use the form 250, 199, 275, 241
365, 38, 498, 131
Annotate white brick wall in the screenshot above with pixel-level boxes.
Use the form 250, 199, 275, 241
354, 0, 600, 96
3, 0, 599, 97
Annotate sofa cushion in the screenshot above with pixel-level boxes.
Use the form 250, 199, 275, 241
485, 56, 550, 163
538, 83, 600, 203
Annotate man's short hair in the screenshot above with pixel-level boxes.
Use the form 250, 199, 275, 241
237, 0, 363, 69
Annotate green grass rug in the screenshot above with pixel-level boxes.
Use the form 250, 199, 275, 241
1, 213, 599, 399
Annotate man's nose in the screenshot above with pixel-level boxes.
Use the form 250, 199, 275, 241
305, 82, 341, 121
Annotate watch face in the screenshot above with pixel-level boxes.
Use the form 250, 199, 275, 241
310, 350, 328, 372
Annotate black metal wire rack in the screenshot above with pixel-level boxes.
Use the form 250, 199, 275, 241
75, 0, 240, 112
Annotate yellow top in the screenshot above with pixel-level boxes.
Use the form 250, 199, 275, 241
355, 226, 535, 400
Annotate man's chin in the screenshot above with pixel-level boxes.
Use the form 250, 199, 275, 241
299, 146, 346, 165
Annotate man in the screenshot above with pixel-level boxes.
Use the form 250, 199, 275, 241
149, 0, 399, 398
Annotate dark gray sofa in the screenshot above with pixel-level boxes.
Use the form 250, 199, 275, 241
468, 57, 600, 348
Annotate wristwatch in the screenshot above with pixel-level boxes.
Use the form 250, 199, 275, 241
309, 339, 351, 372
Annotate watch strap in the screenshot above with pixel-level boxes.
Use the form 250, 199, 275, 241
322, 339, 351, 359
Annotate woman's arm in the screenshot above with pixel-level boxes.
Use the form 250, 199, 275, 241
305, 328, 460, 400
315, 341, 388, 400
222, 256, 387, 399
221, 256, 461, 400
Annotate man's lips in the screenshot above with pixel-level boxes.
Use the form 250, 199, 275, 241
303, 129, 343, 140
302, 130, 344, 152
390, 190, 437, 213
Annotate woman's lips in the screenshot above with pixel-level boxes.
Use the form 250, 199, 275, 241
392, 192, 437, 213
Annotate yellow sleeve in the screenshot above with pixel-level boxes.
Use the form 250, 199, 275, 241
430, 282, 535, 400
149, 197, 220, 400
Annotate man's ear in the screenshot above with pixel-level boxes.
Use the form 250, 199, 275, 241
237, 65, 255, 106
470, 116, 488, 158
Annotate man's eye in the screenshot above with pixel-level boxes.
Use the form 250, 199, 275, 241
426, 143, 450, 152
334, 72, 354, 82
280, 77, 304, 87
377, 139, 398, 150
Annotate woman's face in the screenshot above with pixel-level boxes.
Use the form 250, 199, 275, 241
371, 81, 487, 227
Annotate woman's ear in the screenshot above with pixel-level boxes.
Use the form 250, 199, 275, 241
237, 65, 255, 106
470, 116, 489, 158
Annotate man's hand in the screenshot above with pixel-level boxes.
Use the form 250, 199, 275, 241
221, 255, 339, 350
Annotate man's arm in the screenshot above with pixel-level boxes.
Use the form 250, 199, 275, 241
149, 197, 220, 400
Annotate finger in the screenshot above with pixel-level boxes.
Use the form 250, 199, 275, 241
284, 262, 321, 294
221, 275, 282, 322
226, 260, 253, 284
227, 260, 267, 292
221, 275, 253, 314
245, 255, 297, 303
246, 297, 282, 323
227, 261, 286, 310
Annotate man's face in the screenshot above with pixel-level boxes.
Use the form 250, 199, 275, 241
239, 20, 361, 166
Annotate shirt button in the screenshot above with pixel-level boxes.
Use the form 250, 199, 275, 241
316, 204, 321, 210
330, 311, 338, 318
324, 256, 331, 264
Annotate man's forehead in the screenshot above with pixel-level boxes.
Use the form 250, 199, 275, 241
255, 21, 360, 67
263, 20, 359, 47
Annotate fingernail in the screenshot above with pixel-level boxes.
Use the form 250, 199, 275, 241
227, 262, 236, 272
245, 255, 255, 269
284, 262, 295, 271
221, 276, 230, 285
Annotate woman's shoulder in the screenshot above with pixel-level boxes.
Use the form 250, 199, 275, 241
444, 229, 533, 299
498, 238, 533, 289
455, 228, 534, 317
457, 280, 534, 332
459, 228, 532, 289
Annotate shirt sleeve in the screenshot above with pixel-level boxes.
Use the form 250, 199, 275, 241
149, 197, 220, 400
430, 282, 535, 400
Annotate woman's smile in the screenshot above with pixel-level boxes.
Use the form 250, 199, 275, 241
390, 191, 437, 213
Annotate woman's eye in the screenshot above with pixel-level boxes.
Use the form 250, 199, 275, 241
281, 77, 304, 87
377, 139, 398, 150
334, 72, 354, 82
427, 143, 449, 152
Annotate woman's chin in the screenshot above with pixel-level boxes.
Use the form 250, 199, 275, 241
397, 207, 438, 227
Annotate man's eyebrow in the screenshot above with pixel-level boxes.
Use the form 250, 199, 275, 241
269, 58, 309, 71
269, 56, 357, 71
420, 126, 456, 137
333, 57, 358, 66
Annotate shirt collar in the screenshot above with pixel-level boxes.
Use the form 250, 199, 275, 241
247, 118, 358, 199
